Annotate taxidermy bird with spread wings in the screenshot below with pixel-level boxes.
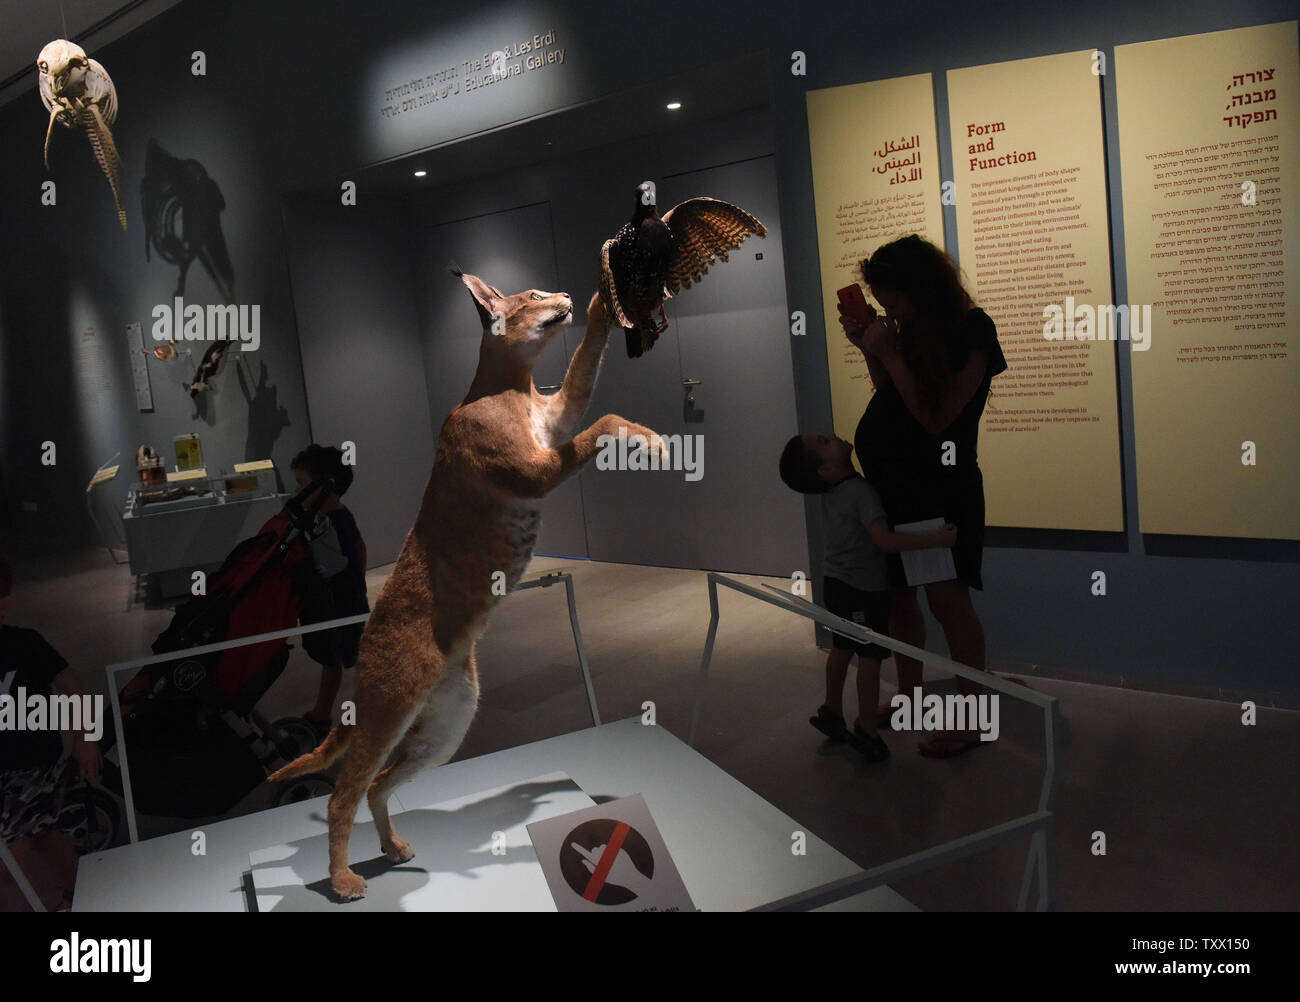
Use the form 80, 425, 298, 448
37, 39, 126, 230
599, 181, 766, 358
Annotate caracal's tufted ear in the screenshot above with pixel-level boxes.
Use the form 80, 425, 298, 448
452, 267, 502, 329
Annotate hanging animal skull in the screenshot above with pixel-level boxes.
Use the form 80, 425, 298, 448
37, 39, 126, 230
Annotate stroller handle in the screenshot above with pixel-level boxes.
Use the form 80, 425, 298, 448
281, 476, 336, 552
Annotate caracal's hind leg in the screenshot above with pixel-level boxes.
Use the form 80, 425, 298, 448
327, 697, 416, 901
367, 650, 481, 867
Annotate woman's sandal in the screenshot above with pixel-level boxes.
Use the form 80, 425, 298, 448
809, 705, 852, 742
851, 724, 890, 762
918, 733, 985, 758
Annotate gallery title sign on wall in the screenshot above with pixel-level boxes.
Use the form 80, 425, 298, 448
378, 27, 566, 121
361, 7, 588, 164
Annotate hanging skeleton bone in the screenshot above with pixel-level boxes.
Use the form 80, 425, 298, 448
37, 40, 126, 230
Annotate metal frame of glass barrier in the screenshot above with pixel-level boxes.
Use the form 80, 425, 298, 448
688, 572, 1061, 912
104, 569, 597, 845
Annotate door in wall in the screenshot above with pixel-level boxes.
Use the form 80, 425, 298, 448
578, 155, 807, 576
420, 201, 589, 559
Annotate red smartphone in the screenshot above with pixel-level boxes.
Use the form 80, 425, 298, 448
836, 284, 877, 326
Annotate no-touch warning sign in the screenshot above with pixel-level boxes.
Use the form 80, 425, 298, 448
527, 794, 696, 912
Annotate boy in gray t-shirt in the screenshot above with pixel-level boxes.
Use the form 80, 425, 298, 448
780, 433, 955, 761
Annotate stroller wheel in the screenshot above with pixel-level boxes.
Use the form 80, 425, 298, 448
274, 772, 334, 807
271, 717, 321, 761
59, 789, 122, 854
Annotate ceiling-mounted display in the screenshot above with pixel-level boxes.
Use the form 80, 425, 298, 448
36, 39, 125, 230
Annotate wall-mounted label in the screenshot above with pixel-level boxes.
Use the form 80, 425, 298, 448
1116, 21, 1299, 538
126, 322, 153, 411
806, 73, 945, 464
947, 50, 1123, 531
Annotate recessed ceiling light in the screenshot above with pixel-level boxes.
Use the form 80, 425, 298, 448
413, 170, 427, 177
666, 101, 682, 110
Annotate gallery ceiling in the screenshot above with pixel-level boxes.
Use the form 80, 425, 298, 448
0, 0, 183, 108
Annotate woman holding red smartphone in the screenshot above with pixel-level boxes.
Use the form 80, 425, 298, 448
838, 234, 1006, 756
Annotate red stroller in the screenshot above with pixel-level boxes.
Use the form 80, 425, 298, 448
118, 477, 343, 819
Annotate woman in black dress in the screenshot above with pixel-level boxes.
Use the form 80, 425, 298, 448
840, 235, 1006, 756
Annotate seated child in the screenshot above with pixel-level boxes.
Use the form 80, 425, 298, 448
0, 556, 100, 911
779, 433, 956, 761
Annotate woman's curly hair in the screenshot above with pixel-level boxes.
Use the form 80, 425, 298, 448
861, 235, 974, 409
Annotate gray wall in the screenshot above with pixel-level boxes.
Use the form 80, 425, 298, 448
0, 0, 316, 555
280, 197, 436, 566
408, 106, 808, 576
417, 200, 589, 560
764, 1, 1300, 698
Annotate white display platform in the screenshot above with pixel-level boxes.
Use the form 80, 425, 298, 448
73, 718, 916, 912
249, 772, 594, 911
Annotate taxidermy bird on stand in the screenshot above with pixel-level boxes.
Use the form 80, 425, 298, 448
188, 341, 231, 398
599, 181, 766, 358
37, 40, 126, 230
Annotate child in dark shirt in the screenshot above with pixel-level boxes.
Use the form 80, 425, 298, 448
290, 445, 370, 739
780, 434, 955, 761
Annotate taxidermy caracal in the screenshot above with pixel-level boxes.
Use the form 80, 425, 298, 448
270, 271, 665, 901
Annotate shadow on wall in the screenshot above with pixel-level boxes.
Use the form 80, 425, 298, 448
141, 139, 236, 301
237, 357, 292, 466
139, 139, 255, 432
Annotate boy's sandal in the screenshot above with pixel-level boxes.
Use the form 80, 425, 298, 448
851, 724, 890, 762
810, 706, 851, 742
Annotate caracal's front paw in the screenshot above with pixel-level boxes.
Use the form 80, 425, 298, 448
382, 834, 415, 864
628, 423, 671, 466
332, 868, 367, 901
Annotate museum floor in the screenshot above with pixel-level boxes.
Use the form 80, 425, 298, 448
10, 546, 1297, 911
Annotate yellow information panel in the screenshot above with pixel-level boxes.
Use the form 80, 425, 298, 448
1116, 21, 1299, 539
806, 74, 945, 463
947, 51, 1122, 531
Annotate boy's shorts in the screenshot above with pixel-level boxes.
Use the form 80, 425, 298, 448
0, 760, 66, 842
822, 576, 890, 660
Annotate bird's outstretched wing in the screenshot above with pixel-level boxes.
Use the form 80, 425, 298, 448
661, 197, 766, 296
599, 237, 632, 328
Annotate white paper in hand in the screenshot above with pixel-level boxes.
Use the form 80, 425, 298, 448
895, 518, 957, 586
